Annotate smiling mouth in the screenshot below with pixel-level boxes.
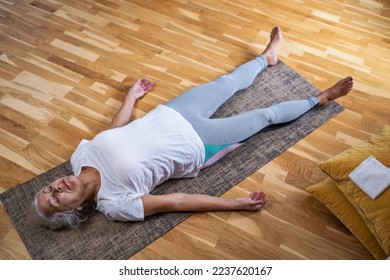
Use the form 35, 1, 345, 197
62, 179, 71, 191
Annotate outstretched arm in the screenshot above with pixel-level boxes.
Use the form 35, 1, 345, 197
109, 78, 154, 129
141, 191, 267, 218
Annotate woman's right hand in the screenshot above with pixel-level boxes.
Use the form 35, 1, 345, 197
128, 78, 154, 99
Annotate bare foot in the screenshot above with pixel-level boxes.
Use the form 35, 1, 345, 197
262, 26, 282, 66
317, 76, 353, 106
128, 78, 154, 99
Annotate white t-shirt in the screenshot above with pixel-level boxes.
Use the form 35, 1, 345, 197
70, 105, 205, 221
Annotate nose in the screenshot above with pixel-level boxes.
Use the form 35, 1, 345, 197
55, 184, 63, 193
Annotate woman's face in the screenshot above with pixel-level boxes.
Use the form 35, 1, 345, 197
37, 175, 85, 216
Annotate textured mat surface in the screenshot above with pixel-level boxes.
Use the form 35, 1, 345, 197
0, 61, 344, 259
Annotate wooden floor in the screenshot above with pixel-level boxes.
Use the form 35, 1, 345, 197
0, 0, 389, 260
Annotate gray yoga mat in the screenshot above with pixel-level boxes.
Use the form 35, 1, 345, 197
0, 61, 344, 259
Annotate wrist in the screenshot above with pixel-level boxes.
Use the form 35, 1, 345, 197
126, 92, 137, 101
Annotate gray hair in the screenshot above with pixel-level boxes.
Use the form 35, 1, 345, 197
32, 189, 87, 230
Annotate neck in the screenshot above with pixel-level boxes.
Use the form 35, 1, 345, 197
79, 167, 101, 203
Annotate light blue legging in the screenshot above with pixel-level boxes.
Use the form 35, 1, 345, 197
166, 55, 319, 167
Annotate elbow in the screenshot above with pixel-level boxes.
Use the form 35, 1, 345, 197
171, 193, 186, 212
108, 122, 120, 129
142, 193, 186, 217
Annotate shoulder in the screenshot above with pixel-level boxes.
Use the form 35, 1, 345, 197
70, 139, 90, 175
97, 193, 145, 222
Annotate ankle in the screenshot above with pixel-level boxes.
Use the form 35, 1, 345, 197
255, 54, 268, 68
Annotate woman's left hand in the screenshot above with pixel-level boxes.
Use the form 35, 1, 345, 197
233, 191, 267, 211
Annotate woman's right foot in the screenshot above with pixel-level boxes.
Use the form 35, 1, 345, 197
316, 76, 354, 106
262, 26, 282, 66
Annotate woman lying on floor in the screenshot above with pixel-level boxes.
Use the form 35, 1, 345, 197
33, 26, 353, 230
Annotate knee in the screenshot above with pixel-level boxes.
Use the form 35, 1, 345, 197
264, 109, 279, 124
215, 75, 236, 89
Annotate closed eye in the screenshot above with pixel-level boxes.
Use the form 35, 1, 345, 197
42, 186, 52, 194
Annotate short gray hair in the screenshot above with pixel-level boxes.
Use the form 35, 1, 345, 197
32, 189, 87, 230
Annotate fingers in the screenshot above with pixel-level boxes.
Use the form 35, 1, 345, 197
250, 191, 267, 202
248, 191, 267, 209
140, 78, 154, 92
130, 78, 154, 99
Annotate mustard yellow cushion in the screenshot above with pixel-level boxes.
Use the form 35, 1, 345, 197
307, 178, 387, 260
318, 125, 390, 255
319, 125, 390, 181
334, 178, 390, 255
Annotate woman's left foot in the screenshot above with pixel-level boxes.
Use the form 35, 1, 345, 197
317, 76, 353, 106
